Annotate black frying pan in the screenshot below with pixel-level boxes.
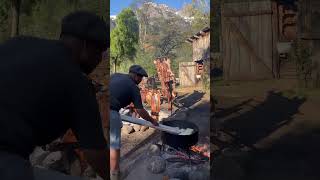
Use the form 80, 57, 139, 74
160, 120, 199, 150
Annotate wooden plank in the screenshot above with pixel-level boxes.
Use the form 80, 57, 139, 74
258, 1, 273, 79
249, 2, 259, 76
221, 4, 229, 80
229, 17, 237, 79
272, 1, 279, 78
227, 2, 240, 79
223, 1, 274, 80
257, 2, 263, 78
301, 33, 320, 39
179, 62, 196, 86
226, 21, 232, 80
235, 16, 241, 76
239, 2, 251, 78
225, 17, 273, 75
261, 1, 273, 72
222, 10, 273, 17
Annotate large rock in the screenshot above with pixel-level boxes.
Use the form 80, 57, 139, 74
147, 156, 166, 174
29, 147, 50, 166
123, 124, 134, 134
140, 126, 149, 132
42, 151, 63, 169
133, 124, 141, 132
69, 158, 82, 176
82, 165, 96, 178
147, 144, 161, 156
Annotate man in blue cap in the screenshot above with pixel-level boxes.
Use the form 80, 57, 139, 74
109, 65, 158, 180
0, 11, 109, 180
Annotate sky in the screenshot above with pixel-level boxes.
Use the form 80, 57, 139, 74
110, 0, 193, 16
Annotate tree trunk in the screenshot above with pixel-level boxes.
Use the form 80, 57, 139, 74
139, 22, 143, 44
114, 58, 117, 73
10, 0, 21, 37
144, 25, 147, 43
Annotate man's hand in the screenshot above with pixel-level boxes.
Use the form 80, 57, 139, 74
150, 118, 159, 126
136, 108, 159, 126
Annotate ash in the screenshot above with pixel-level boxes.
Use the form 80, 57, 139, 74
147, 143, 210, 180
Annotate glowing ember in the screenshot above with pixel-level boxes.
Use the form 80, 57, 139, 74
190, 144, 210, 158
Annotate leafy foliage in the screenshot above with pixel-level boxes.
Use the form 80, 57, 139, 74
0, 0, 10, 41
289, 40, 313, 88
0, 0, 108, 42
110, 8, 139, 72
113, 1, 209, 77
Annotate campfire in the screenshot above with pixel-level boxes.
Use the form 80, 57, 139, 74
190, 144, 210, 159
145, 142, 210, 179
159, 143, 209, 163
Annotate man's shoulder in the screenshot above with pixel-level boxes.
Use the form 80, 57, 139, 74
2, 36, 66, 57
111, 73, 129, 81
3, 36, 59, 47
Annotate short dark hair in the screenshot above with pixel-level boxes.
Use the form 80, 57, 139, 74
60, 11, 109, 50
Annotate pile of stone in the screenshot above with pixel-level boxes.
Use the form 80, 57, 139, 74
145, 144, 210, 180
29, 146, 102, 180
122, 123, 150, 134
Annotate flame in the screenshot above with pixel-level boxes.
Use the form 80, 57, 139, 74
191, 144, 210, 158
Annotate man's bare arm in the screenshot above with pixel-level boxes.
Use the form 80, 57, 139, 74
135, 108, 158, 126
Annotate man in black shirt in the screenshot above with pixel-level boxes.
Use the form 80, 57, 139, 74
109, 65, 158, 180
0, 11, 109, 180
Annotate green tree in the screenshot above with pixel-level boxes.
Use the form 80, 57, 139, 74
180, 0, 210, 33
110, 8, 139, 73
290, 40, 313, 88
10, 0, 21, 37
0, 0, 10, 41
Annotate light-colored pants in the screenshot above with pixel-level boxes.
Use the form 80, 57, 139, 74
0, 151, 87, 180
110, 110, 123, 150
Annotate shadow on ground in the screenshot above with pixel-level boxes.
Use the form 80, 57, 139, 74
245, 129, 320, 180
175, 90, 205, 108
220, 91, 305, 146
212, 91, 320, 180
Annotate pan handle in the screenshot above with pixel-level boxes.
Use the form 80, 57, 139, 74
120, 114, 181, 135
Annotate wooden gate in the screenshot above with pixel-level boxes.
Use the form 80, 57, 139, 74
222, 0, 278, 80
179, 62, 196, 86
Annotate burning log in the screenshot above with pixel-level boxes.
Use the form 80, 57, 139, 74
191, 144, 210, 159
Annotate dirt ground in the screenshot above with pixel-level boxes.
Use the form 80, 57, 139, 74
120, 86, 210, 180
120, 86, 209, 157
213, 79, 320, 180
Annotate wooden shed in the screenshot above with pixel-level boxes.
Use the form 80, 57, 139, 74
220, 0, 304, 80
186, 27, 210, 76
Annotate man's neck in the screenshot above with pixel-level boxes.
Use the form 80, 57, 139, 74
129, 74, 137, 84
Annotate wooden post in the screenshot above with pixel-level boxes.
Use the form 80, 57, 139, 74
10, 0, 21, 37
272, 1, 279, 78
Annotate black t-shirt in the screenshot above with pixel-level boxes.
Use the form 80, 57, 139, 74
109, 73, 143, 111
0, 36, 107, 158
